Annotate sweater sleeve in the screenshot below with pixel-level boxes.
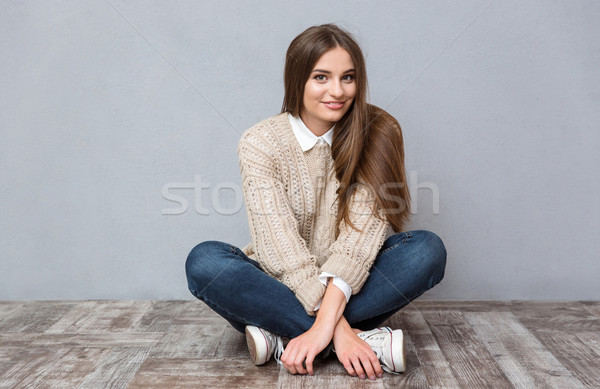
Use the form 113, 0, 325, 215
321, 182, 391, 295
237, 132, 326, 316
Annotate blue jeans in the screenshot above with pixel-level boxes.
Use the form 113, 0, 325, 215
185, 230, 446, 339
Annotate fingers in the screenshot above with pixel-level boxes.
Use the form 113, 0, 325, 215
350, 355, 365, 379
280, 346, 298, 374
342, 359, 357, 377
281, 343, 313, 375
345, 353, 382, 380
305, 353, 315, 375
369, 351, 384, 377
282, 356, 310, 375
334, 330, 385, 380
360, 353, 376, 380
293, 354, 308, 375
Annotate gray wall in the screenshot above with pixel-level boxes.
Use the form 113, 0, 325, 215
1, 1, 598, 300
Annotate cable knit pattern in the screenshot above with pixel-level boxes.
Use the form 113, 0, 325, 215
237, 112, 391, 316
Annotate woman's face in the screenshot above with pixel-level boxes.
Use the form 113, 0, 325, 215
301, 46, 356, 135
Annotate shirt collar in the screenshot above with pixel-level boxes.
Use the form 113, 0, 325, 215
287, 113, 334, 152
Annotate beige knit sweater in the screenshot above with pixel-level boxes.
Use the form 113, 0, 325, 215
237, 112, 391, 316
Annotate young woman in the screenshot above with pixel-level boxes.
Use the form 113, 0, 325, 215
186, 23, 447, 380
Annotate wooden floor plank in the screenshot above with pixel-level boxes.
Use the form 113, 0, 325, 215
423, 311, 512, 388
393, 309, 460, 388
511, 301, 600, 332
44, 301, 100, 334
0, 333, 39, 347
0, 347, 71, 388
1, 300, 600, 388
148, 323, 226, 359
384, 331, 431, 389
534, 329, 600, 388
464, 311, 584, 388
212, 325, 249, 359
128, 358, 280, 388
14, 347, 110, 389
171, 300, 212, 325
0, 346, 37, 379
579, 301, 600, 320
78, 346, 151, 389
0, 302, 26, 326
0, 301, 76, 333
132, 301, 188, 332
575, 331, 600, 358
46, 300, 154, 334
384, 312, 440, 388
411, 300, 514, 312
30, 333, 162, 348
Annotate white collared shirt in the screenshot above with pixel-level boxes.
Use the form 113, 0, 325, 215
287, 113, 352, 311
287, 113, 334, 151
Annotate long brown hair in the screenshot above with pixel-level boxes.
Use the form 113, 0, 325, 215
281, 23, 410, 235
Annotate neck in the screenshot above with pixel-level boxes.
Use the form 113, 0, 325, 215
300, 112, 332, 137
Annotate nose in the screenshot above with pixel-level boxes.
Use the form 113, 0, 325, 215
329, 79, 343, 98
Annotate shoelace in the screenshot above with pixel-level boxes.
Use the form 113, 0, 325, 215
273, 336, 285, 366
359, 327, 400, 375
359, 327, 388, 358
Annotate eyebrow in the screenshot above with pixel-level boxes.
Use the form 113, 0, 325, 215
312, 69, 355, 74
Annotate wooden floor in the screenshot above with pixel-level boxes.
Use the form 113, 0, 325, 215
1, 300, 599, 388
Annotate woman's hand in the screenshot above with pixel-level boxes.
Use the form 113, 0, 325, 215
280, 323, 333, 375
333, 325, 383, 380
280, 277, 345, 375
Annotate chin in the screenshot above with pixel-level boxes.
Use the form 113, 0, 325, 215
332, 112, 349, 124
320, 109, 346, 122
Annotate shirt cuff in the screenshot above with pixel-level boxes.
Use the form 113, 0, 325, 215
313, 298, 322, 311
316, 271, 352, 304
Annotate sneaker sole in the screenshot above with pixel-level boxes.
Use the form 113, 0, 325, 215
245, 326, 269, 365
390, 329, 406, 373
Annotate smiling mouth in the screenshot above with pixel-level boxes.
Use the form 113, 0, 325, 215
324, 102, 344, 108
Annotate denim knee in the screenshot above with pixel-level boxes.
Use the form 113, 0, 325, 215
185, 240, 229, 296
413, 230, 447, 286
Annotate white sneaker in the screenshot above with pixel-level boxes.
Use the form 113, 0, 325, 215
357, 326, 406, 374
245, 325, 285, 366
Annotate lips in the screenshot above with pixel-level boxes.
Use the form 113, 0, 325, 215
324, 101, 344, 109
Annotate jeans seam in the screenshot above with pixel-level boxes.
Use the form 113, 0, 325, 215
230, 245, 262, 270
381, 231, 413, 255
380, 243, 400, 255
